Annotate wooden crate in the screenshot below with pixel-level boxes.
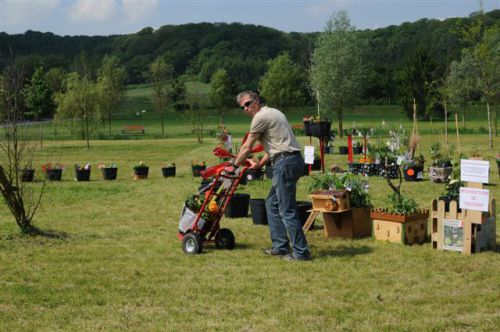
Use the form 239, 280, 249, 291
430, 198, 496, 255
323, 207, 371, 239
371, 210, 429, 245
309, 190, 350, 212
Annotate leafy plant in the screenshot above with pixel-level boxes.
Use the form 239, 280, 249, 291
75, 163, 91, 171
161, 162, 176, 168
97, 162, 117, 169
308, 173, 372, 208
133, 161, 148, 170
41, 163, 64, 173
440, 179, 463, 200
387, 192, 419, 215
429, 142, 452, 167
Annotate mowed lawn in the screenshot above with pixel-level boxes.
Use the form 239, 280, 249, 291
0, 133, 499, 330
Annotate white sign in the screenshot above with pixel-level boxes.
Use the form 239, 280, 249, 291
443, 219, 464, 252
459, 187, 490, 212
304, 146, 315, 165
461, 159, 489, 183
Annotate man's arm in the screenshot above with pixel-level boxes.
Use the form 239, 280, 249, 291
233, 133, 260, 167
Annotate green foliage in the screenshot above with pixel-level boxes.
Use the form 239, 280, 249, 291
310, 11, 363, 136
97, 55, 126, 134
150, 56, 174, 136
308, 173, 371, 208
259, 52, 305, 108
440, 179, 463, 200
23, 67, 56, 119
387, 192, 419, 215
209, 69, 234, 124
133, 161, 148, 170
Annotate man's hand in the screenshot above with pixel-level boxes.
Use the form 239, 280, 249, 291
246, 158, 258, 169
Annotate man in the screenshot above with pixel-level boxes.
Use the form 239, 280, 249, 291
230, 91, 311, 261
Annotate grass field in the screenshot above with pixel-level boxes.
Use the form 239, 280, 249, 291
0, 132, 499, 330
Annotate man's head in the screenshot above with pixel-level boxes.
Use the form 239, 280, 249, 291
236, 91, 261, 117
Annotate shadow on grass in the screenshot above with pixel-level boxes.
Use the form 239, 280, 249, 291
316, 245, 372, 258
19, 225, 70, 240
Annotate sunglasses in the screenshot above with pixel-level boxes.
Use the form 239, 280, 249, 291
241, 99, 254, 110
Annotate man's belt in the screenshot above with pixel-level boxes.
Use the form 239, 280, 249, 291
271, 150, 301, 164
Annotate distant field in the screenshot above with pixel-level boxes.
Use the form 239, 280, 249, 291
28, 85, 498, 144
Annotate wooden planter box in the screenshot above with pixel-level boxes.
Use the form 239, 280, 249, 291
323, 207, 371, 239
370, 210, 429, 245
309, 190, 350, 212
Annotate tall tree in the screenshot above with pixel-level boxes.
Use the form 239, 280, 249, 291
310, 11, 363, 138
209, 68, 234, 126
259, 52, 305, 109
449, 25, 500, 149
97, 55, 126, 135
23, 67, 56, 120
55, 72, 99, 149
0, 66, 46, 234
150, 56, 174, 137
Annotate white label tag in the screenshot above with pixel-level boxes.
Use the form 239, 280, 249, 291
304, 146, 315, 165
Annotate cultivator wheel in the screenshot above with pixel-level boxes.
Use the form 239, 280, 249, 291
215, 228, 235, 250
182, 232, 203, 254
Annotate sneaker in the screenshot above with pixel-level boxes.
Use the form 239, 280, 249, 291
281, 253, 312, 262
263, 248, 290, 256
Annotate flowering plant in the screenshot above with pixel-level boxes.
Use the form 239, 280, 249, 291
97, 163, 117, 169
133, 161, 148, 170
160, 162, 176, 168
75, 163, 91, 171
185, 193, 218, 221
41, 163, 64, 173
191, 160, 206, 167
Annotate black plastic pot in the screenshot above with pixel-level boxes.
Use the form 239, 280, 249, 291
225, 193, 250, 218
249, 198, 268, 225
303, 164, 310, 176
75, 169, 91, 181
311, 158, 321, 171
21, 169, 35, 182
102, 167, 118, 180
303, 120, 312, 136
339, 146, 349, 155
362, 164, 378, 177
192, 165, 206, 177
378, 164, 399, 179
308, 120, 331, 138
324, 146, 333, 154
134, 167, 149, 178
348, 162, 363, 175
353, 146, 363, 154
46, 169, 62, 181
296, 201, 313, 228
403, 165, 424, 182
162, 166, 176, 178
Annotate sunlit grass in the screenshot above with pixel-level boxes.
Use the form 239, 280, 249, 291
0, 134, 499, 330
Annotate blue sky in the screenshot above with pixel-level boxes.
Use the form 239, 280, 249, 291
1, 0, 499, 36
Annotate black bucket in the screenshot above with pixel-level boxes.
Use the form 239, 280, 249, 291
225, 193, 250, 218
250, 198, 268, 225
21, 169, 35, 182
46, 169, 62, 181
102, 167, 118, 180
192, 165, 206, 177
162, 166, 176, 178
75, 169, 91, 181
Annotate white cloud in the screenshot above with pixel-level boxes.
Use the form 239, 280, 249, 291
3, 0, 60, 26
122, 0, 158, 22
69, 0, 119, 22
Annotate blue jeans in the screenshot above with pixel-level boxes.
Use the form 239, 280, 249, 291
265, 153, 310, 259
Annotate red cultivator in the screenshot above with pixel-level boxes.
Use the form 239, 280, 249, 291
177, 144, 262, 254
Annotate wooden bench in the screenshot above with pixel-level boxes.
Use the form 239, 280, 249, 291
121, 125, 145, 135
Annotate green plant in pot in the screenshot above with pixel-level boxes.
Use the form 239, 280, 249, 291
371, 164, 429, 245
133, 161, 149, 180
428, 142, 453, 183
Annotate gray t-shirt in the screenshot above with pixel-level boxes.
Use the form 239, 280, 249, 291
249, 106, 301, 158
